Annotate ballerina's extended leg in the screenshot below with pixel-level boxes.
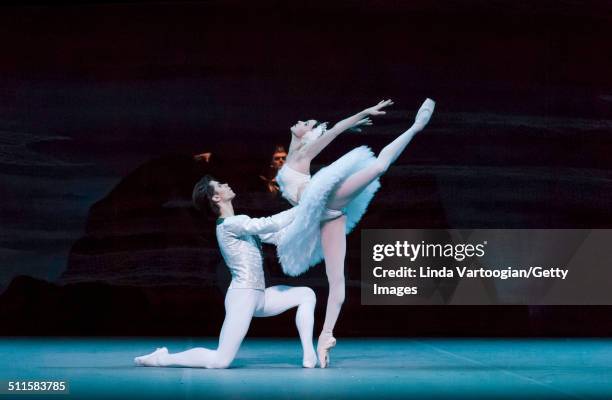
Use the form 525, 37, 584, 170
328, 98, 435, 210
317, 99, 436, 367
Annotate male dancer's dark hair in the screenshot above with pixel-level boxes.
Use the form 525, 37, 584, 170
192, 175, 220, 215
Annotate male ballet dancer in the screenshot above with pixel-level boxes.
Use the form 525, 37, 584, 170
134, 176, 317, 368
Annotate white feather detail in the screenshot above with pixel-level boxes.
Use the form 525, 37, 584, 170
301, 122, 328, 145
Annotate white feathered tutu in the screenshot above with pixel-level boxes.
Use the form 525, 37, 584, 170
277, 146, 381, 276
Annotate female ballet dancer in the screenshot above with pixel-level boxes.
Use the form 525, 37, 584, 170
275, 98, 435, 367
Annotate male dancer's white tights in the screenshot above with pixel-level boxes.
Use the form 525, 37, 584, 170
137, 285, 316, 368
319, 99, 436, 340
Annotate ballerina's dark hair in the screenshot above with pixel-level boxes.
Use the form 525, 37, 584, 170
192, 175, 220, 215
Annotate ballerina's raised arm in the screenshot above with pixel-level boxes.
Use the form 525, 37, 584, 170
287, 99, 394, 173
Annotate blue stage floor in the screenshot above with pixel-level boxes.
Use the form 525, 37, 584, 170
1, 337, 611, 399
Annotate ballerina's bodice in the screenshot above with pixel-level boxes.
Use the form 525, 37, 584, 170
276, 164, 311, 206
277, 163, 344, 220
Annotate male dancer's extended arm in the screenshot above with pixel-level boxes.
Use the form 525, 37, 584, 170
224, 207, 298, 237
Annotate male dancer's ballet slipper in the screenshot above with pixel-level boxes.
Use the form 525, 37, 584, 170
134, 347, 168, 367
302, 353, 318, 369
317, 335, 337, 368
413, 98, 436, 130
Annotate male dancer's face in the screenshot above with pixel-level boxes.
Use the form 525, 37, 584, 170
210, 180, 236, 203
271, 151, 287, 169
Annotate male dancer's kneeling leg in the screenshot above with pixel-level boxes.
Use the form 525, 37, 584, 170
135, 177, 316, 368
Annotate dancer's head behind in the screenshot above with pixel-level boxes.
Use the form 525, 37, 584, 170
270, 145, 287, 170
192, 175, 235, 215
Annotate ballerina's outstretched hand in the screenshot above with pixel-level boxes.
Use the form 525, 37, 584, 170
364, 99, 394, 116
300, 99, 394, 161
348, 117, 373, 133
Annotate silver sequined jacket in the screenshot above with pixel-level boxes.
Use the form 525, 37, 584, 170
215, 208, 296, 290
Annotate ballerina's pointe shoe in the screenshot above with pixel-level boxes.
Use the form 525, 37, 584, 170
413, 98, 436, 130
134, 347, 168, 367
317, 335, 337, 368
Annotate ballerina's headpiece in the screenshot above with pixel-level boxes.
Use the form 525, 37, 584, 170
302, 122, 328, 144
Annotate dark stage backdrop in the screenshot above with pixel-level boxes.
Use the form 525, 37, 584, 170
1, 1, 611, 336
